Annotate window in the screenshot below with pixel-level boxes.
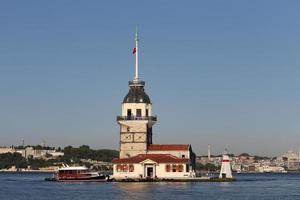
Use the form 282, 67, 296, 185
178, 165, 183, 172
166, 164, 171, 172
182, 155, 185, 158
166, 164, 184, 173
146, 109, 149, 117
116, 165, 121, 172
129, 165, 134, 172
127, 109, 132, 117
116, 164, 129, 172
136, 109, 142, 117
172, 165, 177, 172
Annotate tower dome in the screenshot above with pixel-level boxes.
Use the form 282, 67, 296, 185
123, 80, 151, 104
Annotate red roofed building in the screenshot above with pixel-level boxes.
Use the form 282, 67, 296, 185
112, 154, 194, 179
113, 32, 195, 180
148, 144, 190, 151
112, 154, 189, 164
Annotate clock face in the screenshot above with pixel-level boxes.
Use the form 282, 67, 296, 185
134, 134, 145, 142
121, 134, 132, 142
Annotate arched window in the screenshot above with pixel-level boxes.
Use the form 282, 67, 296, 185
136, 109, 142, 117
127, 109, 132, 117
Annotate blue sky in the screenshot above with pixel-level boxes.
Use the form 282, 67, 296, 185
0, 1, 300, 156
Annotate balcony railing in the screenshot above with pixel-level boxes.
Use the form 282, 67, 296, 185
129, 80, 145, 86
117, 115, 157, 121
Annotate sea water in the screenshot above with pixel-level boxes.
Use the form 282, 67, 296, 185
0, 172, 300, 200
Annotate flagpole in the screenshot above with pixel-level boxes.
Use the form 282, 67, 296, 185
134, 29, 139, 81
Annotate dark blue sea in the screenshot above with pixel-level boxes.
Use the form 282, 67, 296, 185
0, 172, 300, 200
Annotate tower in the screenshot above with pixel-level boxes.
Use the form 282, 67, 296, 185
208, 144, 211, 161
117, 30, 157, 158
219, 149, 233, 179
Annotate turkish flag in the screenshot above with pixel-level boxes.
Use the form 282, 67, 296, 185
132, 47, 136, 54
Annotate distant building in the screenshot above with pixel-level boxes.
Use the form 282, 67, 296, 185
49, 151, 64, 158
248, 165, 256, 172
0, 147, 16, 154
16, 147, 63, 159
280, 150, 300, 170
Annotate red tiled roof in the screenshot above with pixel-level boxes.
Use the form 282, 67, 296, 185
148, 144, 190, 151
112, 154, 189, 164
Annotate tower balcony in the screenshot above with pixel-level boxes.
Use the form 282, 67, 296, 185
117, 115, 157, 121
129, 80, 145, 86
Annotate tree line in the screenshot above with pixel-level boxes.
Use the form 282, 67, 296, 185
63, 145, 119, 163
196, 163, 220, 171
0, 145, 119, 170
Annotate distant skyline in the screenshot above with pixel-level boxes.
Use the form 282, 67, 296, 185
1, 1, 300, 156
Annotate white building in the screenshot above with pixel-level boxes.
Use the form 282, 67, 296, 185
16, 147, 63, 159
0, 147, 16, 154
219, 151, 233, 179
112, 31, 195, 180
257, 165, 286, 173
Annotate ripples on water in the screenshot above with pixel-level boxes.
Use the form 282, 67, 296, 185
0, 172, 300, 200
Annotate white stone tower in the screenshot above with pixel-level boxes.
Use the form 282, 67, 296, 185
117, 30, 157, 158
219, 149, 233, 179
208, 144, 211, 161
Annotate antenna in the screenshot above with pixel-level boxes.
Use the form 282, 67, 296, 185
134, 27, 139, 81
224, 145, 230, 155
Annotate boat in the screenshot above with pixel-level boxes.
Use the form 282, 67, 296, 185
45, 164, 109, 182
259, 165, 288, 174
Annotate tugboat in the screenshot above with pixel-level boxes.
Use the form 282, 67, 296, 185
45, 164, 109, 182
